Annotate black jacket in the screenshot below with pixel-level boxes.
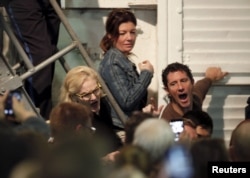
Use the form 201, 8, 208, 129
92, 97, 122, 155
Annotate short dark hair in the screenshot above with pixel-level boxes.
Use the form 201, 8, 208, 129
183, 110, 213, 134
161, 62, 194, 88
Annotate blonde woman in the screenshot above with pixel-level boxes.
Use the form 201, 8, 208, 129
59, 66, 122, 154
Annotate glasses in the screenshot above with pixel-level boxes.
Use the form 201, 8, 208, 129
76, 83, 101, 100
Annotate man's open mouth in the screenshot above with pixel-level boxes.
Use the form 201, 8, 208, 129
179, 93, 188, 100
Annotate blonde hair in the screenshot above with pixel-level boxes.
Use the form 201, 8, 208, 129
59, 66, 100, 103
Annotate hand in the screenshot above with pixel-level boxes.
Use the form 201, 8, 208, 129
142, 97, 164, 117
205, 67, 228, 82
183, 125, 197, 139
12, 96, 36, 123
102, 150, 120, 165
0, 90, 36, 123
0, 92, 8, 120
178, 125, 197, 145
0, 91, 20, 122
138, 60, 154, 73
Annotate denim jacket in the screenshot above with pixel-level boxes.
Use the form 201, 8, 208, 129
99, 48, 153, 128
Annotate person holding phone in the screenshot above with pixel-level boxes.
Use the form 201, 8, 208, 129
169, 110, 214, 143
4, 90, 22, 116
0, 91, 50, 139
169, 119, 184, 141
183, 110, 213, 138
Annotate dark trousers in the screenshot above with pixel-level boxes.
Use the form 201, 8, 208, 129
5, 0, 61, 119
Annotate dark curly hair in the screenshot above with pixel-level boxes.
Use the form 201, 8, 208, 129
161, 62, 194, 88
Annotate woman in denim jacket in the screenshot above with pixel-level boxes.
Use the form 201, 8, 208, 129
99, 9, 155, 128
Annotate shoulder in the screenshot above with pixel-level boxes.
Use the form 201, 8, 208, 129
102, 48, 127, 64
104, 48, 124, 59
161, 104, 181, 122
15, 116, 50, 139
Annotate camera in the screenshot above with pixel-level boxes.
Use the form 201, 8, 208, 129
4, 90, 22, 116
169, 119, 184, 141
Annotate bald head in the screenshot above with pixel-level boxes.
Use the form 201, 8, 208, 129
230, 120, 250, 161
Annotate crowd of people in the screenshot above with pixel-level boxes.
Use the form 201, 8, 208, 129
0, 82, 249, 178
0, 6, 248, 178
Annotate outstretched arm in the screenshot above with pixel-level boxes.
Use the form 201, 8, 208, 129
205, 67, 228, 82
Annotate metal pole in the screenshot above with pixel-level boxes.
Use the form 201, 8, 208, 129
49, 0, 127, 125
20, 41, 77, 80
0, 9, 34, 71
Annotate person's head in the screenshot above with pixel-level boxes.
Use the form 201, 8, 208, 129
229, 120, 250, 161
161, 62, 194, 110
183, 110, 213, 138
124, 111, 153, 144
100, 8, 137, 54
132, 118, 175, 164
0, 122, 49, 178
41, 135, 103, 178
115, 145, 151, 175
109, 165, 147, 178
60, 66, 103, 113
49, 102, 94, 141
8, 130, 50, 178
190, 138, 229, 178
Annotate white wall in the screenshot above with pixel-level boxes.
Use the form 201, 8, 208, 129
55, 0, 250, 146
54, 1, 158, 103
165, 0, 250, 146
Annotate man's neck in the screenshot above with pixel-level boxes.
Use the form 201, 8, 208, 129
171, 102, 193, 116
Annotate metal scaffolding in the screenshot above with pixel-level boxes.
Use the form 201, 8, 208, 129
0, 0, 126, 125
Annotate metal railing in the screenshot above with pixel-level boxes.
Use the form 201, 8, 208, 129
0, 1, 127, 125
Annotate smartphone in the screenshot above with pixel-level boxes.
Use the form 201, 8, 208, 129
169, 119, 184, 141
4, 90, 22, 116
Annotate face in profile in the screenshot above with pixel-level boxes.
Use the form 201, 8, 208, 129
196, 126, 211, 138
75, 78, 102, 113
165, 70, 194, 110
114, 22, 137, 54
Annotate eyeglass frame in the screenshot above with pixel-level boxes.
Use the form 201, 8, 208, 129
75, 83, 102, 100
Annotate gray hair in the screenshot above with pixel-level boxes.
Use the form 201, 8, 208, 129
132, 118, 175, 163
